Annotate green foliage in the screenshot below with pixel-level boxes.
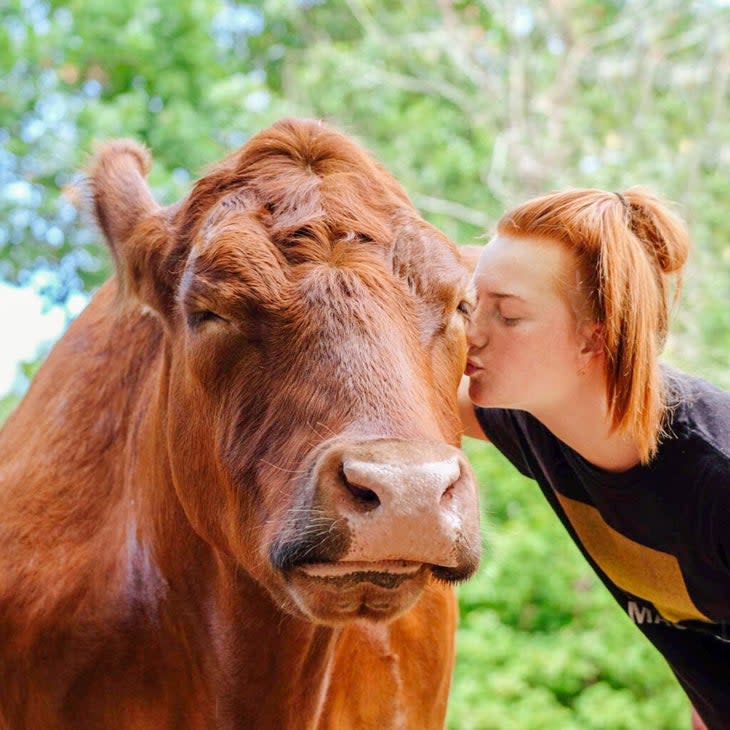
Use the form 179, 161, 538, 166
3, 1, 730, 385
2, 1, 728, 726
0, 391, 20, 424
451, 440, 689, 729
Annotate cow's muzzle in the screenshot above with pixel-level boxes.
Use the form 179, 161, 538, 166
271, 438, 481, 623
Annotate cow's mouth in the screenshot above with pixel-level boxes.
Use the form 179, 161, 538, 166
298, 560, 424, 587
284, 560, 431, 624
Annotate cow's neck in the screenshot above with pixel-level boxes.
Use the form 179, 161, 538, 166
208, 558, 341, 729
126, 355, 341, 729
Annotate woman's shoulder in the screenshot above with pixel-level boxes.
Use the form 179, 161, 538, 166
664, 366, 730, 462
474, 407, 546, 440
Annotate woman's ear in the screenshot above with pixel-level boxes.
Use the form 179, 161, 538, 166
578, 322, 606, 360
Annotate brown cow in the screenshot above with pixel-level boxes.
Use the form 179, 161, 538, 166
0, 119, 480, 730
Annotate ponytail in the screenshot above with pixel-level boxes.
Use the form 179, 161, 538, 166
496, 187, 689, 462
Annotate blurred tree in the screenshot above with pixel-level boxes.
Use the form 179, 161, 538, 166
1, 0, 728, 381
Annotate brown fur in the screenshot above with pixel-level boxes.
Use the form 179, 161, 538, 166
0, 119, 475, 729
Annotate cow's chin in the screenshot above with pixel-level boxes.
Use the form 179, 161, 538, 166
285, 561, 430, 624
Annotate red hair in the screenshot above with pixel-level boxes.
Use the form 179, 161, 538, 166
496, 188, 689, 463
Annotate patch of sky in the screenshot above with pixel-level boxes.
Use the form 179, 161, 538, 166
21, 0, 51, 31
9, 209, 33, 231
46, 226, 64, 248
3, 181, 40, 207
82, 79, 103, 98
37, 68, 58, 93
579, 155, 602, 174
72, 226, 98, 247
20, 118, 46, 144
64, 247, 99, 273
5, 16, 28, 46
36, 93, 69, 125
31, 218, 48, 241
56, 120, 78, 144
212, 3, 264, 51
53, 6, 73, 29
148, 96, 164, 114
172, 168, 192, 186
224, 130, 250, 148
0, 269, 88, 396
547, 35, 565, 55
56, 199, 78, 225
512, 6, 534, 38
245, 90, 270, 113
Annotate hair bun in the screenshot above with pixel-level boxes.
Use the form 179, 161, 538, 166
622, 188, 689, 274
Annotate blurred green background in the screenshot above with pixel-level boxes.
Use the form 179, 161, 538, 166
1, 1, 729, 727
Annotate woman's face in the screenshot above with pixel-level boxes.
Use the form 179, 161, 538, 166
466, 234, 593, 415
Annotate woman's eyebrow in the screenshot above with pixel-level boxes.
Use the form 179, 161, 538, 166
482, 290, 528, 302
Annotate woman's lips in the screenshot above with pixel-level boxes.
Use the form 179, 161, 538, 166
464, 360, 482, 376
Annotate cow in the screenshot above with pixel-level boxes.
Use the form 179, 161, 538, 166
0, 118, 480, 730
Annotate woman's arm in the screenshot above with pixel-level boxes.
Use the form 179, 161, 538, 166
458, 375, 489, 441
692, 706, 709, 730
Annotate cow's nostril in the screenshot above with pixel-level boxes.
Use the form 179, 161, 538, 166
441, 482, 455, 503
340, 467, 381, 510
346, 481, 381, 508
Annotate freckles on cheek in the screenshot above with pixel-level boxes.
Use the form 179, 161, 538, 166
525, 328, 573, 372
503, 330, 547, 366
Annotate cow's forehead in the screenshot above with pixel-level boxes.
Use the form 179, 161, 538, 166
177, 132, 469, 308
195, 206, 462, 282
184, 197, 469, 315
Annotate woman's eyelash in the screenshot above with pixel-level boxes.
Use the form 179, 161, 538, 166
497, 311, 520, 325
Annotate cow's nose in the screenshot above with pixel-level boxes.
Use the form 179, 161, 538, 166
314, 439, 480, 571
340, 454, 461, 514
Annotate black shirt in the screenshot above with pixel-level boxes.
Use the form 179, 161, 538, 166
474, 370, 730, 729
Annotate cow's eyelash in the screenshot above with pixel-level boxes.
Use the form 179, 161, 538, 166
187, 310, 227, 328
456, 300, 472, 318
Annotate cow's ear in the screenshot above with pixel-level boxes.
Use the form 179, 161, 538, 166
87, 139, 177, 316
458, 244, 484, 274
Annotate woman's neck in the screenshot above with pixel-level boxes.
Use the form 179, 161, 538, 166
530, 375, 643, 473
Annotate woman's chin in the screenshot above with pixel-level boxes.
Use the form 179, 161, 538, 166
468, 380, 496, 408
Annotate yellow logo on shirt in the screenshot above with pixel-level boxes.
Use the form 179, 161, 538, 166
554, 492, 710, 624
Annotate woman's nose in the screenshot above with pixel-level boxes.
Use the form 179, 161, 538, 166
466, 314, 487, 350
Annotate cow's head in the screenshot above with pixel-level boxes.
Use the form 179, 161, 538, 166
89, 119, 480, 624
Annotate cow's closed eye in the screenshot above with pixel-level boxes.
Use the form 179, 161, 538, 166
456, 300, 472, 318
187, 310, 228, 328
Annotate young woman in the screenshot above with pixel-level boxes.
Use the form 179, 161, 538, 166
459, 188, 730, 730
